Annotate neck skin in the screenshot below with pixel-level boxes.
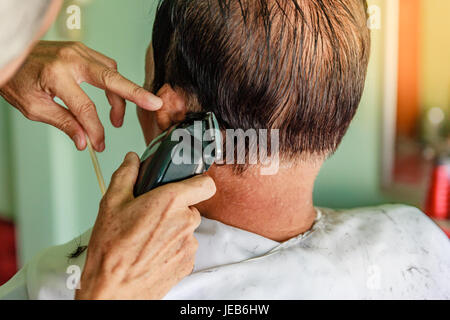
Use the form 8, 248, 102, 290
195, 160, 322, 242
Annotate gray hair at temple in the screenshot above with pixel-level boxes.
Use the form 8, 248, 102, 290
0, 0, 52, 69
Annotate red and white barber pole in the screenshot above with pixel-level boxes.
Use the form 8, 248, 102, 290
426, 156, 450, 225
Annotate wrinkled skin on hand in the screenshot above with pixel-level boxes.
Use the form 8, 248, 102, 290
76, 153, 216, 300
0, 41, 163, 152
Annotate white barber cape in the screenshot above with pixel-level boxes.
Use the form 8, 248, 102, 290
1, 204, 450, 300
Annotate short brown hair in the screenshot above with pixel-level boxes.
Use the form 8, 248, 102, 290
152, 0, 371, 160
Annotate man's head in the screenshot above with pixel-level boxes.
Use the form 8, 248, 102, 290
140, 0, 370, 167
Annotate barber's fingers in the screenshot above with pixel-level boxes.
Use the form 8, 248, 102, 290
105, 152, 141, 205
106, 156, 216, 210
82, 61, 163, 112
78, 42, 118, 70
106, 90, 126, 128
147, 175, 217, 209
53, 79, 105, 152
78, 44, 127, 128
26, 99, 86, 150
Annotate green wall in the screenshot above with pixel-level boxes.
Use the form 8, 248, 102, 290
0, 105, 13, 219
0, 0, 391, 264
314, 0, 389, 208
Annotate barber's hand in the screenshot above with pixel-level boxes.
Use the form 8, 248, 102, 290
76, 153, 216, 300
0, 41, 163, 152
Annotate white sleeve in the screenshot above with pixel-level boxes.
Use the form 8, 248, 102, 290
0, 265, 29, 299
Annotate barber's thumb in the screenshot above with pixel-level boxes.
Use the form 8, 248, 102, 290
156, 174, 217, 208
107, 152, 140, 200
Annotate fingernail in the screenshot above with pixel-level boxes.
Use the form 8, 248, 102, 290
98, 142, 105, 152
74, 135, 83, 149
149, 95, 163, 108
116, 118, 123, 127
124, 152, 137, 162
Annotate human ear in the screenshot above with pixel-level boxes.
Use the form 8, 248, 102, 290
137, 83, 187, 145
154, 83, 188, 131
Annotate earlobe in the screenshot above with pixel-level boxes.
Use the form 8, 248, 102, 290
155, 84, 187, 131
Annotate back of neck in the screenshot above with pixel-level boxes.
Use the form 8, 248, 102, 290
196, 161, 322, 242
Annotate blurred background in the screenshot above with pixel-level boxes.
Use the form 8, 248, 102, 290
0, 0, 449, 284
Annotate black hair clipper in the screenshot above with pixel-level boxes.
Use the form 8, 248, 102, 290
133, 112, 222, 197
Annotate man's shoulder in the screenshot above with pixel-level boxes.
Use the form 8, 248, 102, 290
326, 204, 445, 236
297, 204, 449, 298
318, 204, 450, 260
326, 203, 428, 218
